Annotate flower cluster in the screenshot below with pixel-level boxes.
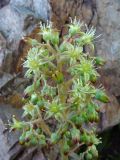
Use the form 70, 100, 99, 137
10, 18, 109, 160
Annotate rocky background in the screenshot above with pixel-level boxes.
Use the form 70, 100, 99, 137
0, 0, 120, 159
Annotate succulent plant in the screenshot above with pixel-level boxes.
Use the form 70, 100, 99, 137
10, 18, 109, 160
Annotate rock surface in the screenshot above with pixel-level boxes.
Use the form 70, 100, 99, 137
0, 0, 10, 9
0, 0, 120, 129
50, 0, 120, 98
0, 1, 51, 157
0, 0, 51, 72
50, 0, 97, 28
0, 0, 119, 132
96, 0, 120, 97
0, 0, 120, 159
50, 0, 120, 130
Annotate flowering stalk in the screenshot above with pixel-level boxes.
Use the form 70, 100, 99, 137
10, 18, 109, 160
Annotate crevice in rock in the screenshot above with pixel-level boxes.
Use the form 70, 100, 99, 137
116, 96, 120, 105
0, 0, 10, 9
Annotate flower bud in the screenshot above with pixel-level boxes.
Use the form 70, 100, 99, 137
69, 25, 80, 36
89, 145, 98, 158
81, 133, 90, 144
63, 142, 70, 155
31, 93, 38, 105
51, 31, 59, 45
39, 135, 46, 146
51, 133, 60, 144
85, 152, 93, 160
42, 30, 52, 42
88, 111, 99, 123
30, 137, 38, 145
90, 74, 97, 83
89, 135, 98, 145
75, 116, 84, 126
94, 57, 105, 66
65, 131, 71, 138
19, 133, 26, 145
71, 128, 80, 143
95, 105, 100, 112
95, 89, 109, 103
59, 42, 73, 52
12, 117, 25, 130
